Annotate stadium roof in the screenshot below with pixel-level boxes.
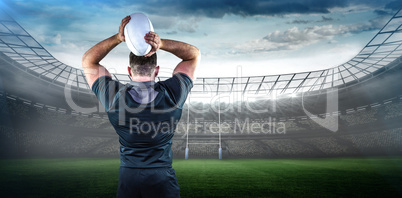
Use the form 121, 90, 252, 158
0, 9, 402, 97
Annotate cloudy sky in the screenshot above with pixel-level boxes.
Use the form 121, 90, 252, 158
0, 0, 400, 77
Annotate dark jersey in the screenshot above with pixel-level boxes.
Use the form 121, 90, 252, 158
92, 73, 192, 168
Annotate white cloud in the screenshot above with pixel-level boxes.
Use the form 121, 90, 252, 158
33, 33, 62, 46
266, 25, 345, 43
177, 17, 202, 33
233, 18, 385, 54
52, 33, 62, 44
234, 25, 348, 53
149, 15, 177, 29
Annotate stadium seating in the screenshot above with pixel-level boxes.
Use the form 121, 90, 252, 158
384, 102, 402, 120
1, 91, 402, 158
225, 140, 269, 157
340, 108, 378, 126
260, 139, 316, 157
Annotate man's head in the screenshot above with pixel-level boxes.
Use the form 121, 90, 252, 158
127, 52, 159, 80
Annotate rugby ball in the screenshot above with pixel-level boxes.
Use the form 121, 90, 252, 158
124, 13, 154, 56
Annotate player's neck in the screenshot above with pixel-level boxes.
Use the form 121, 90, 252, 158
131, 75, 155, 82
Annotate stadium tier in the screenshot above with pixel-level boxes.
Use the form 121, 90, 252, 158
1, 84, 402, 158
0, 10, 402, 159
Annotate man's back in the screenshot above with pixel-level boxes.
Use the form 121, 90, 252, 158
92, 73, 192, 167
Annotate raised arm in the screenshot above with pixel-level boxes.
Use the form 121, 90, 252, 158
82, 16, 130, 88
144, 32, 201, 80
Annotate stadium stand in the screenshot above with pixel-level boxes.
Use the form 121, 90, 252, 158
384, 102, 402, 120
260, 139, 316, 158
340, 108, 378, 126
225, 140, 269, 158
1, 89, 402, 158
187, 141, 220, 158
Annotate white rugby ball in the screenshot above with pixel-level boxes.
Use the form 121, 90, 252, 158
124, 13, 154, 56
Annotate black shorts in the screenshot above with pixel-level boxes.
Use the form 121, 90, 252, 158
117, 166, 180, 198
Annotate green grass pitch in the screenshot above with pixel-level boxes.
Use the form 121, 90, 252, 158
0, 157, 401, 197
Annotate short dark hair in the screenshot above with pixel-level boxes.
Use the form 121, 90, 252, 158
129, 52, 157, 76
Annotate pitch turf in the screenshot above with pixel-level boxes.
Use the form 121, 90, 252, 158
1, 157, 401, 197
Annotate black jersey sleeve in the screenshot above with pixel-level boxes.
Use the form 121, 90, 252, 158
91, 76, 124, 112
156, 72, 193, 108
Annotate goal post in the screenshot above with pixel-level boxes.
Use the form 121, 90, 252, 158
185, 96, 222, 160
